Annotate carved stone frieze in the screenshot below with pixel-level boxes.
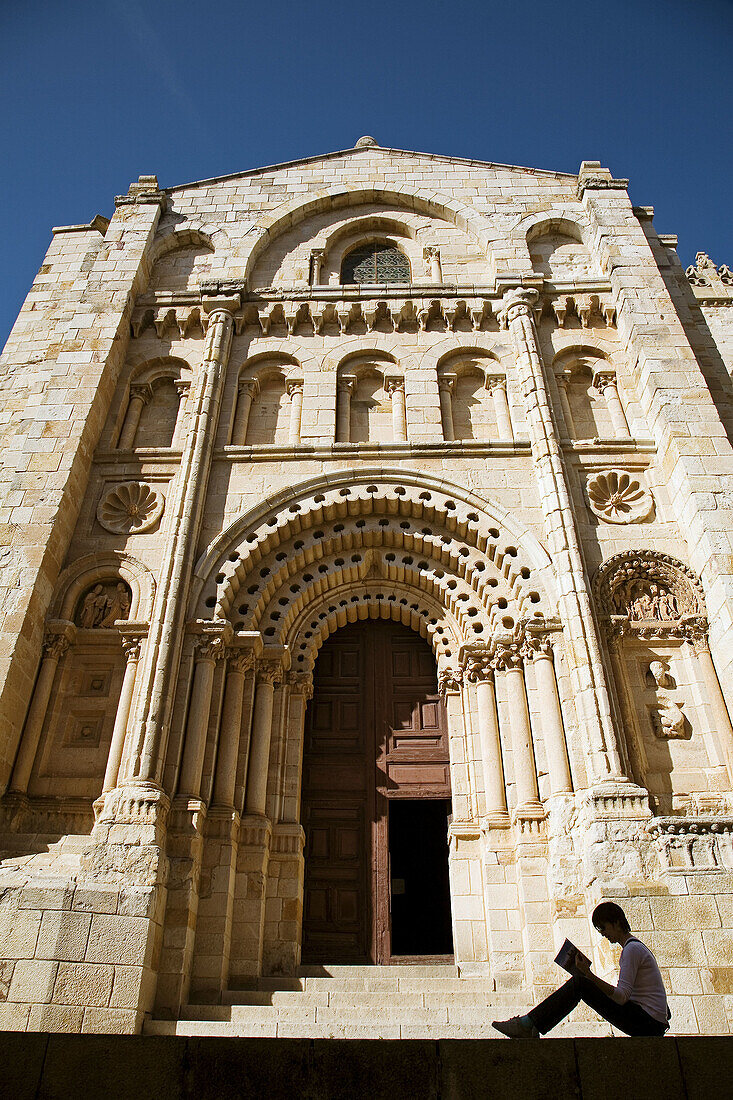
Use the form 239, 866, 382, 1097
649, 815, 733, 872
97, 482, 165, 534
586, 471, 653, 524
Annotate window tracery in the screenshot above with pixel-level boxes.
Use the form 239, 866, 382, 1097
341, 242, 411, 284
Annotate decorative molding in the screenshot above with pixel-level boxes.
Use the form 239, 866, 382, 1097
97, 482, 165, 534
586, 470, 653, 524
438, 666, 463, 694
649, 815, 733, 872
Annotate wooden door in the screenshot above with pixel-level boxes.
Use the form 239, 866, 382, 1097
300, 621, 450, 964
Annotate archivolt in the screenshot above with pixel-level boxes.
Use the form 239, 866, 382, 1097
191, 471, 556, 669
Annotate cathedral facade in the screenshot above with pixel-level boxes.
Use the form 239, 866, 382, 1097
0, 139, 732, 1035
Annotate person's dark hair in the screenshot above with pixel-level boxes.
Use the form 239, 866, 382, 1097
592, 901, 630, 932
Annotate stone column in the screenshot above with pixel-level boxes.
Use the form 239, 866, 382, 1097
311, 248, 325, 285
178, 626, 230, 799
499, 287, 625, 785
523, 634, 573, 796
691, 631, 733, 783
244, 659, 284, 817
336, 376, 354, 442
103, 632, 144, 795
593, 370, 630, 438
424, 245, 443, 282
287, 381, 304, 444
556, 371, 576, 438
488, 378, 513, 440
119, 293, 240, 794
171, 379, 191, 449
493, 642, 543, 817
9, 621, 75, 795
438, 376, 456, 441
231, 379, 258, 446
212, 650, 256, 808
386, 377, 408, 442
262, 672, 313, 974
463, 651, 509, 824
118, 382, 153, 449
438, 665, 490, 971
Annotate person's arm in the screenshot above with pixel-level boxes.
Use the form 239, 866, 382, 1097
574, 943, 640, 1003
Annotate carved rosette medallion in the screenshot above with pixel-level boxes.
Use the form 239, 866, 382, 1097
97, 482, 164, 534
586, 471, 653, 524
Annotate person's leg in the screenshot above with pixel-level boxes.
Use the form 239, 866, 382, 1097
530, 976, 666, 1037
526, 976, 583, 1035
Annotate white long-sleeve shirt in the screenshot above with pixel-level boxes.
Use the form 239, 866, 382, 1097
611, 936, 668, 1024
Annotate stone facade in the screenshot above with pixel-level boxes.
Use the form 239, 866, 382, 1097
1, 141, 732, 1035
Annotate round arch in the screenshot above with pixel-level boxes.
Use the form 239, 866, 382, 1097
50, 551, 156, 623
242, 186, 495, 285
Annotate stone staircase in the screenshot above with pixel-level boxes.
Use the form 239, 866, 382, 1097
144, 964, 613, 1039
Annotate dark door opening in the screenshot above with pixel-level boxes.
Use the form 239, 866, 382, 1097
388, 799, 454, 957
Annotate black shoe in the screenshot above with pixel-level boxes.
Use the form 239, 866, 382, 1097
492, 1016, 540, 1038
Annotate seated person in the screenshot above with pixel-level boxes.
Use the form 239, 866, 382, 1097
493, 901, 669, 1038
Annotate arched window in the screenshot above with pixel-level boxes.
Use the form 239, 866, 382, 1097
341, 242, 411, 284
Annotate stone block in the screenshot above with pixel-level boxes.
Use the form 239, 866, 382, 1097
85, 914, 151, 966
40, 1034, 187, 1098
574, 1037, 685, 1100
0, 1032, 47, 1097
439, 1037, 578, 1100
53, 961, 114, 1007
9, 958, 58, 1004
185, 1036, 312, 1100
82, 1007, 139, 1033
0, 1000, 32, 1031
0, 908, 42, 959
28, 1003, 86, 1033
36, 910, 92, 962
677, 1036, 733, 1099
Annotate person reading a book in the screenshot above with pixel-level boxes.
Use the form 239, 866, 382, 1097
493, 902, 670, 1038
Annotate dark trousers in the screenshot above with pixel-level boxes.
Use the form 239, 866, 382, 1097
528, 975, 668, 1037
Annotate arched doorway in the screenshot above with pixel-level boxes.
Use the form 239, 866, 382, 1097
300, 620, 454, 964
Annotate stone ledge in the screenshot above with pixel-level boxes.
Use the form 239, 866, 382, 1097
0, 1032, 729, 1099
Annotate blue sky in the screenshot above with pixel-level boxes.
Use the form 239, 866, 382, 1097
1, 0, 731, 347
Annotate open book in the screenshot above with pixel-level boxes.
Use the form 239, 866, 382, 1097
555, 939, 591, 974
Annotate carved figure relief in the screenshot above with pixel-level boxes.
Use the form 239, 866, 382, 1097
97, 482, 165, 534
76, 582, 132, 629
586, 471, 653, 524
593, 550, 705, 627
650, 697, 689, 740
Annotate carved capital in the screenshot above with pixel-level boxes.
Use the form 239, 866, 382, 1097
227, 649, 256, 675
256, 659, 284, 687
121, 636, 142, 662
385, 376, 405, 396
338, 374, 356, 394
498, 287, 539, 327
438, 666, 463, 695
42, 629, 73, 662
522, 634, 554, 661
288, 671, 314, 699
423, 245, 440, 261
129, 382, 154, 406
238, 377, 260, 398
462, 652, 494, 683
287, 380, 304, 398
438, 374, 456, 393
492, 642, 524, 672
201, 294, 241, 318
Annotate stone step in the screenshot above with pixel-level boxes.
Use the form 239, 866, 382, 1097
219, 989, 524, 1009
144, 1014, 614, 1039
297, 963, 458, 979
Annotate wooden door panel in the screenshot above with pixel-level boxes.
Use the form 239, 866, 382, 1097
301, 621, 451, 964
